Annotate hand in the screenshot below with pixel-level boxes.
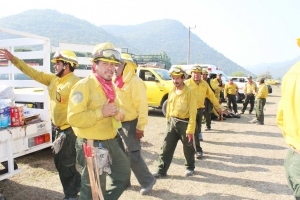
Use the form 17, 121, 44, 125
186, 134, 193, 143
102, 100, 117, 117
136, 129, 144, 140
0, 49, 14, 61
115, 109, 125, 121
217, 108, 222, 116
225, 96, 228, 100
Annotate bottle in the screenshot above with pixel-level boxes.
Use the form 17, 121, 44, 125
3, 99, 11, 127
0, 100, 5, 128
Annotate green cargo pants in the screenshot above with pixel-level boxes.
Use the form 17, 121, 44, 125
284, 147, 300, 200
76, 137, 130, 200
195, 108, 204, 153
117, 119, 155, 188
54, 127, 81, 199
255, 98, 266, 124
156, 117, 195, 175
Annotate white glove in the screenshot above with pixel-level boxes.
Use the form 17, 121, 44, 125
96, 148, 112, 175
51, 133, 66, 154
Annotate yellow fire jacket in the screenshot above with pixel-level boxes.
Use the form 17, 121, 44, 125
212, 78, 224, 99
244, 81, 258, 94
115, 66, 148, 131
11, 56, 80, 130
184, 79, 220, 110
256, 84, 268, 98
277, 61, 300, 150
166, 84, 196, 135
68, 74, 121, 140
224, 83, 238, 96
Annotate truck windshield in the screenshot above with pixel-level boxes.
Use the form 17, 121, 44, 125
221, 73, 230, 82
153, 69, 171, 80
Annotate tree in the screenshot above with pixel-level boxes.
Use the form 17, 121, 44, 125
231, 71, 246, 77
160, 51, 172, 70
257, 73, 272, 80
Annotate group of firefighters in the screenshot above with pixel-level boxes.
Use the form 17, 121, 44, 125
0, 38, 298, 200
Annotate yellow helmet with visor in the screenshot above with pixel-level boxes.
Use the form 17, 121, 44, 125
169, 66, 185, 76
90, 42, 121, 64
51, 50, 78, 68
121, 53, 137, 69
191, 64, 202, 73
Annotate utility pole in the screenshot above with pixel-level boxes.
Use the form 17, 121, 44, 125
187, 25, 196, 64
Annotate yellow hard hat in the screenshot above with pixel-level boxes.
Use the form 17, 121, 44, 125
90, 42, 121, 64
202, 69, 208, 75
51, 50, 78, 67
169, 66, 185, 76
297, 38, 300, 48
191, 65, 202, 73
121, 53, 137, 69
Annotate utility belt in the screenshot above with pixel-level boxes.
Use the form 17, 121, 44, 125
171, 116, 189, 123
246, 93, 254, 96
83, 136, 116, 143
55, 126, 72, 133
291, 146, 300, 155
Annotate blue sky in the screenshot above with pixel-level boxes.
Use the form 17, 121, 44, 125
1, 0, 299, 67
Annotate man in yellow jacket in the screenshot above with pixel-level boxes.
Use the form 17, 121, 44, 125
202, 69, 219, 131
241, 76, 258, 114
67, 42, 130, 200
224, 78, 239, 114
185, 66, 221, 159
152, 66, 197, 177
0, 49, 81, 200
252, 78, 268, 125
277, 38, 300, 199
115, 53, 156, 195
212, 73, 225, 102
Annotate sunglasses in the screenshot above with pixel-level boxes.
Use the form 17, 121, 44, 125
91, 49, 121, 62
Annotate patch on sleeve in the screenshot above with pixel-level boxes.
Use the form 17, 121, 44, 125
72, 91, 84, 104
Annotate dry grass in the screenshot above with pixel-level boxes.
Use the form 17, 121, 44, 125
0, 85, 293, 200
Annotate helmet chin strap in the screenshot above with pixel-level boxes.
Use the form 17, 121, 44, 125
56, 65, 66, 77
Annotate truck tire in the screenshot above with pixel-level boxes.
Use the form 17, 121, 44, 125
162, 99, 168, 116
236, 93, 243, 103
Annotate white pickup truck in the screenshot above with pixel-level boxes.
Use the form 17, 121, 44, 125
0, 28, 52, 181
0, 28, 111, 183
228, 76, 247, 102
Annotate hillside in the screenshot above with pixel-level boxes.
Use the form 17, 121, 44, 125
244, 55, 300, 79
0, 9, 138, 52
0, 9, 252, 75
101, 20, 253, 75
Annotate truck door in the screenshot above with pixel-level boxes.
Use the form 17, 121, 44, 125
139, 69, 161, 106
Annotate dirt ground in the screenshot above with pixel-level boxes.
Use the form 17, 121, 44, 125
0, 85, 293, 200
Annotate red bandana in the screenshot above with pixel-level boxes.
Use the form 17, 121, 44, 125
92, 64, 115, 103
114, 76, 125, 88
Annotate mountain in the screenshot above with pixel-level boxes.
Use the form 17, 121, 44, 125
0, 9, 252, 75
244, 55, 300, 79
100, 20, 253, 75
0, 9, 139, 52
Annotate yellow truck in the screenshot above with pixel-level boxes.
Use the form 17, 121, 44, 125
136, 67, 173, 115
